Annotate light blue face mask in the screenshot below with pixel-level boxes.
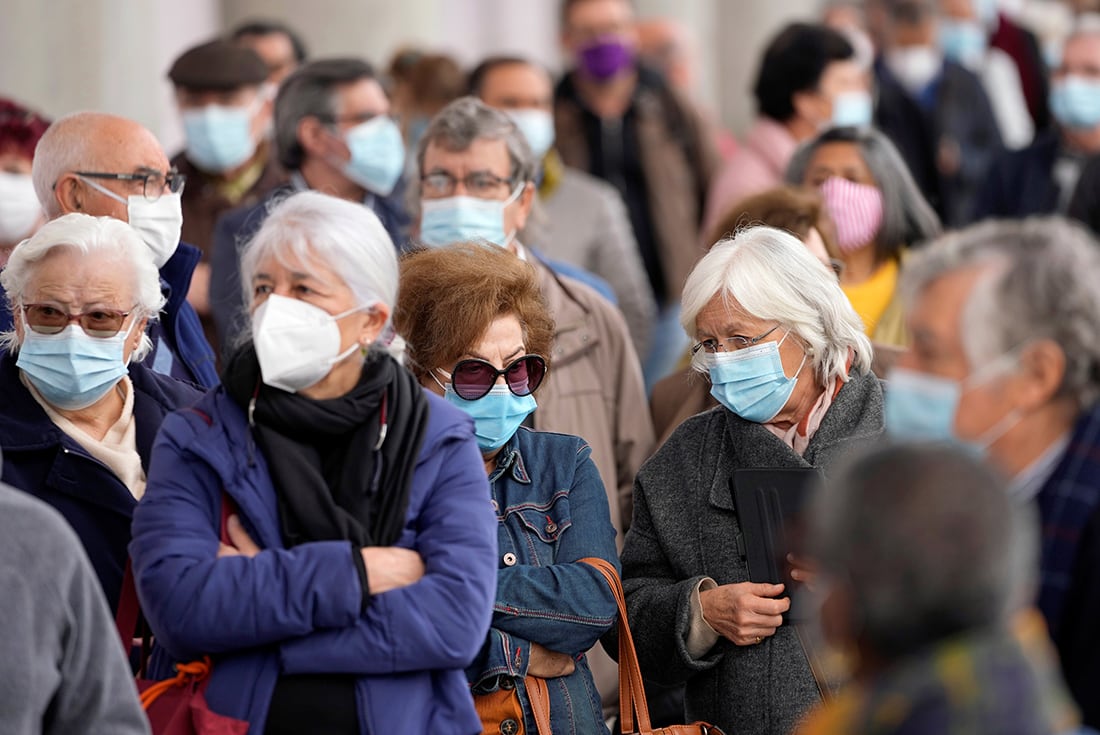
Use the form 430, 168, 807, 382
444, 384, 537, 452
884, 362, 1022, 451
831, 90, 874, 128
707, 332, 806, 424
181, 103, 258, 173
1050, 76, 1100, 130
506, 109, 556, 160
938, 20, 988, 68
17, 318, 136, 411
419, 184, 524, 249
342, 116, 406, 196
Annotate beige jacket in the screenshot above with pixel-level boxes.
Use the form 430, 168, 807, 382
530, 258, 653, 541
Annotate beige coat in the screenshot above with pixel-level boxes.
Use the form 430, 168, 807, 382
530, 258, 653, 539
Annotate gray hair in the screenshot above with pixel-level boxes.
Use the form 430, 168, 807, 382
681, 225, 872, 384
785, 126, 942, 263
415, 96, 536, 190
901, 216, 1100, 409
274, 58, 378, 171
0, 213, 163, 360
31, 112, 109, 218
811, 442, 1026, 660
239, 190, 400, 354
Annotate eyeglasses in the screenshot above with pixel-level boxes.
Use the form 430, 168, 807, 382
443, 354, 547, 400
22, 303, 135, 337
421, 170, 516, 199
691, 324, 780, 355
73, 167, 186, 202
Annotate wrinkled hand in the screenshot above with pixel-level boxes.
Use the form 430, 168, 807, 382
527, 642, 576, 678
217, 515, 261, 558
360, 546, 426, 595
699, 582, 790, 647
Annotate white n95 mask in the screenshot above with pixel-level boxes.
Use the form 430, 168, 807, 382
251, 294, 368, 393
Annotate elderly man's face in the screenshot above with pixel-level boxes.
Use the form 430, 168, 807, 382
236, 32, 298, 85
16, 246, 146, 361
62, 118, 172, 223
420, 137, 534, 242
896, 266, 1033, 449
479, 63, 553, 113
1055, 33, 1100, 82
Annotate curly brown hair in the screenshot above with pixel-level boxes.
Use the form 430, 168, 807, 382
705, 184, 839, 258
395, 243, 555, 385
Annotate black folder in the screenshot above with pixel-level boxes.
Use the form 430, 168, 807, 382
731, 468, 823, 622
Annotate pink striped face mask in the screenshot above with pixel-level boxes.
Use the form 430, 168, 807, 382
819, 176, 884, 254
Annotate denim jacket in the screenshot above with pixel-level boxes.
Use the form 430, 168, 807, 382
467, 427, 620, 734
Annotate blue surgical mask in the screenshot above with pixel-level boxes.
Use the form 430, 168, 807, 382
1050, 76, 1100, 130
938, 20, 988, 68
342, 116, 406, 196
181, 103, 259, 173
444, 384, 537, 452
17, 319, 136, 411
506, 109, 556, 160
831, 90, 874, 128
707, 333, 806, 424
419, 185, 524, 249
885, 361, 1022, 451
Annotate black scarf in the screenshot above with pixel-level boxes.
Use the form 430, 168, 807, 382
223, 343, 430, 548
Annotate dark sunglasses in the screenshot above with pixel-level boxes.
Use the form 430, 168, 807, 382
447, 354, 547, 401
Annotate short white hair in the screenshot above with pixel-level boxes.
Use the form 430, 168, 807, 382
681, 225, 873, 384
0, 213, 164, 360
239, 190, 400, 352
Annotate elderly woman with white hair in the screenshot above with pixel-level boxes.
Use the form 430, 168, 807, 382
620, 225, 883, 735
129, 190, 498, 734
0, 212, 202, 615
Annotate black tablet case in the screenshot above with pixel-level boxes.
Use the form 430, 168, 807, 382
732, 468, 824, 622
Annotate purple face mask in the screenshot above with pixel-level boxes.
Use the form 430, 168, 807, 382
579, 36, 635, 81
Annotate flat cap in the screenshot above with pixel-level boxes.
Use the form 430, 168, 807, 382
168, 39, 268, 90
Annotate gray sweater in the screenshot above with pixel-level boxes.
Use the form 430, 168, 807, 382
0, 482, 149, 735
620, 370, 884, 735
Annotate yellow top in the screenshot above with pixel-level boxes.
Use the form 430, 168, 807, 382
843, 257, 900, 339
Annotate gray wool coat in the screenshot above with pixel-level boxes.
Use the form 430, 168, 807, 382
619, 369, 884, 735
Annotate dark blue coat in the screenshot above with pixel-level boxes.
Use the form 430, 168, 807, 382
971, 130, 1062, 220
130, 382, 498, 733
0, 353, 203, 612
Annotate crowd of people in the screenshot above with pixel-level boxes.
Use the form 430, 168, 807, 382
0, 0, 1099, 733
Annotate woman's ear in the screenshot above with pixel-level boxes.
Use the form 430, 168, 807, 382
359, 304, 391, 347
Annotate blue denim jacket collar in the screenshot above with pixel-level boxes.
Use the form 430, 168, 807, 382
488, 436, 532, 485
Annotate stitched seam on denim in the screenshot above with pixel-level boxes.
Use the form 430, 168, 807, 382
517, 517, 572, 543
500, 489, 570, 517
491, 604, 615, 626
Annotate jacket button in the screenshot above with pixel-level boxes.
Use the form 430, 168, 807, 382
545, 521, 557, 534
500, 718, 519, 735
502, 553, 517, 566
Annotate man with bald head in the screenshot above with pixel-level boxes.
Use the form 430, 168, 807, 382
26, 111, 218, 387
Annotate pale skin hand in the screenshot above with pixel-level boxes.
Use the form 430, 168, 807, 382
527, 642, 576, 678
699, 582, 790, 646
216, 516, 426, 596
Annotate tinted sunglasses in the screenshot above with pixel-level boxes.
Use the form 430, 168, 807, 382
446, 354, 547, 401
22, 303, 134, 337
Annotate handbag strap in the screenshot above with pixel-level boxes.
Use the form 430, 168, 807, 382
525, 675, 553, 735
578, 557, 652, 733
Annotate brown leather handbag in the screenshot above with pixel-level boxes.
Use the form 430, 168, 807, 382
579, 557, 726, 735
473, 671, 552, 735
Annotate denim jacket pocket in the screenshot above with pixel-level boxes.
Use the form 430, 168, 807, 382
503, 490, 573, 561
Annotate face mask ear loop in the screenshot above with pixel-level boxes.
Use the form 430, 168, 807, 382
76, 176, 128, 206
430, 369, 449, 393
501, 182, 526, 248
